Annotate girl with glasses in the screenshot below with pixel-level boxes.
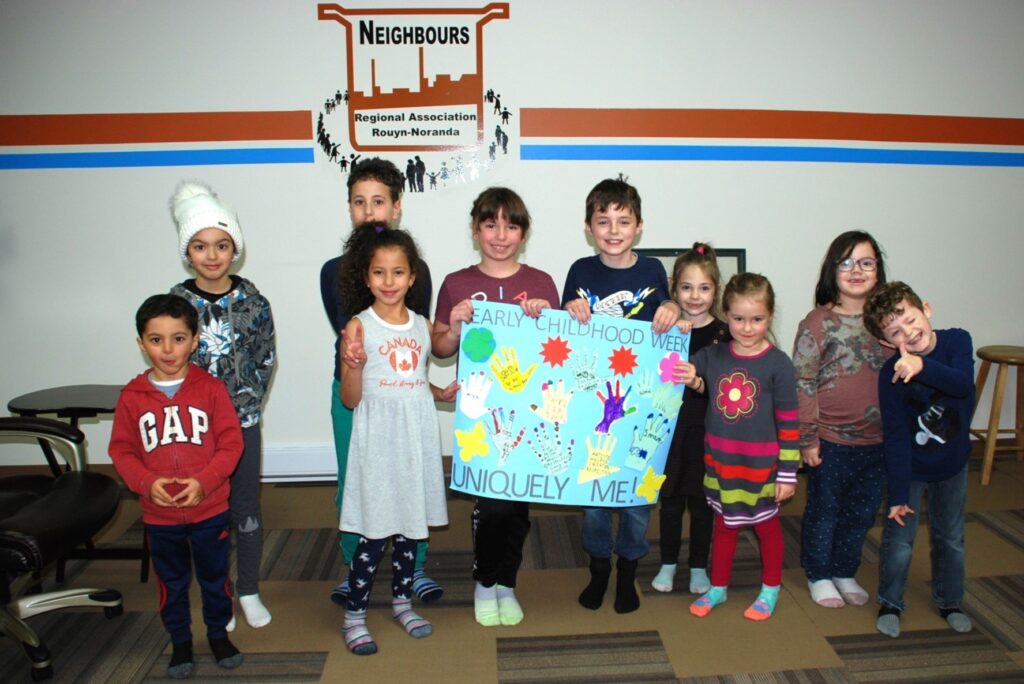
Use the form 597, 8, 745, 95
792, 231, 890, 609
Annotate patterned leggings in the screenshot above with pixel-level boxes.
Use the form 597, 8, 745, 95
345, 534, 423, 611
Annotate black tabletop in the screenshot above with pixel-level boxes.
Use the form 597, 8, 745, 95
8, 384, 124, 419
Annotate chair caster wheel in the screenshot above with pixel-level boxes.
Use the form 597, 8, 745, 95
30, 665, 54, 682
105, 604, 124, 618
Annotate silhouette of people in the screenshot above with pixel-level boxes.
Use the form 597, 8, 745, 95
439, 161, 449, 186
414, 155, 426, 192
488, 142, 497, 162
494, 94, 502, 115
500, 129, 509, 154
427, 172, 438, 189
405, 159, 418, 192
500, 107, 512, 125
495, 124, 503, 144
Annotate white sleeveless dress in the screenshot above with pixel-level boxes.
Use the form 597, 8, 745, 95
340, 307, 448, 539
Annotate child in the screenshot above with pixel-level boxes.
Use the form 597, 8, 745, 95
169, 181, 275, 629
675, 273, 800, 621
109, 294, 244, 678
794, 231, 889, 608
336, 224, 455, 655
651, 243, 730, 595
563, 176, 683, 614
863, 281, 974, 638
432, 187, 560, 626
319, 158, 441, 605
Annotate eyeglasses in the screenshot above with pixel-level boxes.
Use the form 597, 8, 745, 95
837, 257, 878, 272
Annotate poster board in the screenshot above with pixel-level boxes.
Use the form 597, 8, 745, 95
449, 302, 690, 507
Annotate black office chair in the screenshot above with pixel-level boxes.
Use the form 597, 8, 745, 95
0, 416, 123, 681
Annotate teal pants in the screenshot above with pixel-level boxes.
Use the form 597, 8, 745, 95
332, 380, 428, 570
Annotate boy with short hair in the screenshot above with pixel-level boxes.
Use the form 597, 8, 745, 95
563, 176, 682, 614
863, 281, 975, 638
319, 158, 441, 604
109, 294, 244, 678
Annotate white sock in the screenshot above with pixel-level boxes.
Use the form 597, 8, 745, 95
652, 564, 676, 592
239, 594, 272, 628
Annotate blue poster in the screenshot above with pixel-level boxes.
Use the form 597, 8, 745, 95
450, 301, 690, 507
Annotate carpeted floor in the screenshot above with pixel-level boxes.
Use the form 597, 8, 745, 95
2, 454, 1023, 683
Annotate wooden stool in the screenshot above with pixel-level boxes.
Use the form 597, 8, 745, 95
971, 345, 1024, 485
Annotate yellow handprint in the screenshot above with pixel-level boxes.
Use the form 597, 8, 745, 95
455, 421, 490, 462
489, 346, 538, 393
578, 434, 621, 484
636, 466, 667, 504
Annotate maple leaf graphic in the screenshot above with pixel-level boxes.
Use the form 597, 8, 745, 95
540, 336, 572, 368
608, 345, 638, 377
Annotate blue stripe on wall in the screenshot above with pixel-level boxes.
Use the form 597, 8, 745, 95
0, 147, 315, 170
519, 144, 1024, 167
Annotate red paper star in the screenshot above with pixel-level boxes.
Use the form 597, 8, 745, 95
540, 336, 572, 367
608, 346, 638, 377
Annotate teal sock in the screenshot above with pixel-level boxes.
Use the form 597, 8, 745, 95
689, 585, 728, 616
744, 584, 781, 621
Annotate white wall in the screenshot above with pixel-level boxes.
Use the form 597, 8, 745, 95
2, 0, 1022, 476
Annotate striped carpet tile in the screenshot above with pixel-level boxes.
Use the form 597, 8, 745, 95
496, 630, 676, 683
142, 651, 326, 681
260, 528, 344, 581
680, 669, 855, 683
967, 509, 1024, 551
828, 629, 1024, 682
0, 610, 166, 683
964, 574, 1024, 651
520, 513, 588, 569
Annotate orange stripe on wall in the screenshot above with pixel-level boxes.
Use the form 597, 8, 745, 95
520, 109, 1024, 146
0, 111, 312, 146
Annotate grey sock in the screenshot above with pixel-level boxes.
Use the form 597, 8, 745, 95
876, 613, 901, 638
945, 611, 973, 633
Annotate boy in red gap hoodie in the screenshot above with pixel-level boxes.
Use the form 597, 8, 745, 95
109, 294, 243, 679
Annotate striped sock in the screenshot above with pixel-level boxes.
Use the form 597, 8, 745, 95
412, 569, 444, 603
343, 609, 378, 655
393, 598, 432, 638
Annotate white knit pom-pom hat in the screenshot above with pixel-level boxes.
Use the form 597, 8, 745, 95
170, 181, 244, 263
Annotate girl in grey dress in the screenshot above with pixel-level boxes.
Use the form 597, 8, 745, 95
336, 223, 457, 655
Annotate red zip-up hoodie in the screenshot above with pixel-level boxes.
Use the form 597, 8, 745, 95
109, 365, 243, 525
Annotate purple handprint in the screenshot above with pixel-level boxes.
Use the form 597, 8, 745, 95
594, 379, 637, 433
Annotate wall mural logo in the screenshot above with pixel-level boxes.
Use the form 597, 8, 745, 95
317, 3, 512, 189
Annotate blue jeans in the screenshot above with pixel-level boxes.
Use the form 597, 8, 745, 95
581, 505, 650, 560
877, 464, 967, 613
800, 440, 885, 581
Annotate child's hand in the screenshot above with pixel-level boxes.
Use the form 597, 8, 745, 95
458, 371, 493, 419
775, 482, 796, 502
150, 478, 177, 507
675, 318, 694, 334
448, 299, 475, 337
801, 446, 822, 467
892, 341, 923, 384
651, 301, 681, 334
520, 298, 551, 319
564, 298, 592, 324
434, 380, 458, 403
672, 361, 699, 389
341, 326, 367, 369
887, 504, 915, 527
172, 478, 205, 507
